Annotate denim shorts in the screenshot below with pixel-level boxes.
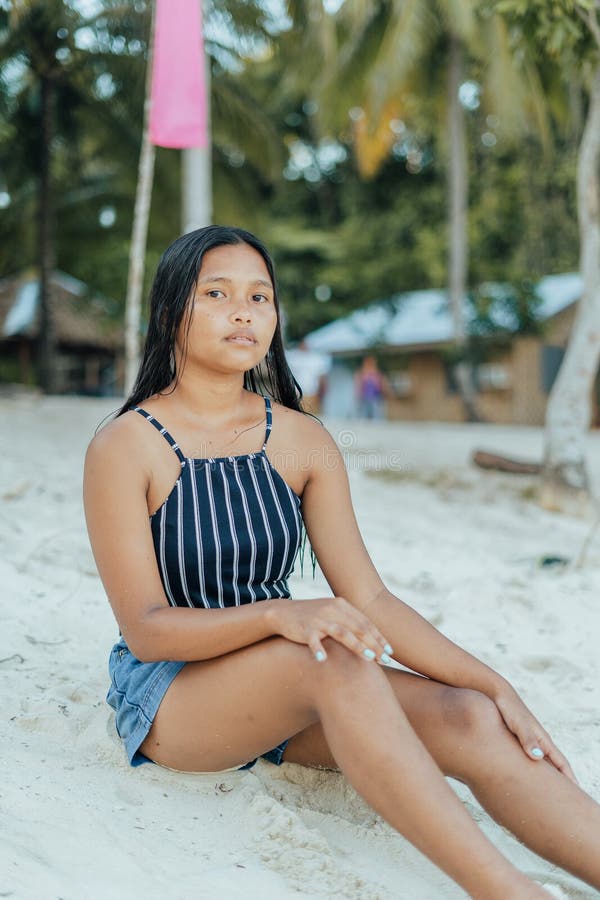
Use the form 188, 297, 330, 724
106, 637, 289, 769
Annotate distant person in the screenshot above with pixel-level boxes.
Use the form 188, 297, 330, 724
84, 226, 600, 900
285, 339, 331, 415
354, 355, 391, 419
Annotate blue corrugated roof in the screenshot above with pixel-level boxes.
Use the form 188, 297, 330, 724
305, 273, 582, 354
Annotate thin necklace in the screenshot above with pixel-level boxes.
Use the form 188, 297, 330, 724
196, 414, 266, 451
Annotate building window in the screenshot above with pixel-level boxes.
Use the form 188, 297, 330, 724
390, 371, 413, 397
541, 345, 565, 394
476, 363, 510, 391
443, 361, 460, 395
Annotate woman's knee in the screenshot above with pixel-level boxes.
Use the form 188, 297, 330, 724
319, 638, 373, 675
267, 635, 372, 692
261, 636, 350, 692
262, 636, 316, 683
267, 635, 363, 669
442, 687, 503, 740
262, 637, 380, 709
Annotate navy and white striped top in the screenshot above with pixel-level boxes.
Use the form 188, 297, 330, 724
134, 396, 303, 609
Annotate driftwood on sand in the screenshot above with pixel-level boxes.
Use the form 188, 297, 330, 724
471, 450, 541, 475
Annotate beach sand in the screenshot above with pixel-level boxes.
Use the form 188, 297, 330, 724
1, 393, 599, 899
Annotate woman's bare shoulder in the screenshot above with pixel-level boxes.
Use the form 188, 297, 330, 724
270, 400, 340, 454
85, 409, 150, 469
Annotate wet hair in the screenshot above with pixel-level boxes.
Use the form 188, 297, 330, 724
116, 225, 303, 416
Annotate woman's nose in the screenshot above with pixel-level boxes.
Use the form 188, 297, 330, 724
231, 298, 253, 322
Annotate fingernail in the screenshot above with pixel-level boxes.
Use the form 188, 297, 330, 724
363, 648, 376, 660
531, 747, 544, 759
315, 650, 326, 662
380, 653, 392, 665
384, 644, 393, 655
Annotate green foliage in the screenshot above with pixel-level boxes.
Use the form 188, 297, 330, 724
0, 0, 285, 313
492, 0, 597, 64
469, 278, 544, 337
244, 7, 579, 339
0, 0, 583, 347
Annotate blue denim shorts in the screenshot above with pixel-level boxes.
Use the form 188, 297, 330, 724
106, 637, 289, 769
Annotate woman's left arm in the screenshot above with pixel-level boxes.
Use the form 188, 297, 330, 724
300, 426, 575, 778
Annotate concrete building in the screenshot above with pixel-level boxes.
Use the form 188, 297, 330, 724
304, 273, 599, 426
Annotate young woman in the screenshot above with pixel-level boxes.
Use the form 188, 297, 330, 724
84, 225, 600, 900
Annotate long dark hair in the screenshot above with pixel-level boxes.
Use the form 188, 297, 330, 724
116, 225, 304, 416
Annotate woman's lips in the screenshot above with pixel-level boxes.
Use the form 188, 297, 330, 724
225, 336, 257, 344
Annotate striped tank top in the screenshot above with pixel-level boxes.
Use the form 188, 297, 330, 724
133, 396, 303, 609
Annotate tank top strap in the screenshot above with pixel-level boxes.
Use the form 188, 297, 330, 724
133, 407, 186, 467
261, 395, 272, 451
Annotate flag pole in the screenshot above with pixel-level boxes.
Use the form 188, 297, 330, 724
123, 3, 156, 395
124, 0, 209, 393
182, 0, 211, 233
182, 142, 212, 233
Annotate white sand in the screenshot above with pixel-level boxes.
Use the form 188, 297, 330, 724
1, 393, 599, 899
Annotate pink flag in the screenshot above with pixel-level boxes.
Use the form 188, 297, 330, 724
149, 0, 208, 148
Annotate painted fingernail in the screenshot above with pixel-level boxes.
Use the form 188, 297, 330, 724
384, 644, 393, 655
531, 747, 544, 759
363, 648, 376, 660
315, 650, 326, 662
380, 653, 392, 665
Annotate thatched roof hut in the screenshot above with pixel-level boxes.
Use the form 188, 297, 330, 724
0, 270, 123, 394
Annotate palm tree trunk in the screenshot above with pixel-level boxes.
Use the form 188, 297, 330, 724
124, 7, 156, 395
540, 64, 600, 516
38, 73, 58, 394
447, 32, 480, 422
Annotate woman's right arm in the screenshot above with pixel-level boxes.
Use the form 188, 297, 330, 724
83, 423, 389, 664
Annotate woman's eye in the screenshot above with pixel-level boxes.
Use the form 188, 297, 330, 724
252, 294, 269, 303
207, 290, 224, 299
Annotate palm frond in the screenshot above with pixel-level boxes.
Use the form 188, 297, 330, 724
353, 96, 406, 177
318, 2, 396, 133
365, 0, 435, 121
520, 56, 553, 151
275, 1, 336, 102
211, 72, 285, 180
479, 14, 534, 136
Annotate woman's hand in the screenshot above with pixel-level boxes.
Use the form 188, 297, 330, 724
268, 596, 393, 665
492, 684, 577, 783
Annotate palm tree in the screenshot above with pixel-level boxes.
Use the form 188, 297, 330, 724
0, 2, 83, 391
536, 23, 600, 515
312, 0, 546, 420
124, 2, 156, 394
0, 1, 144, 392
0, 0, 285, 392
490, 0, 600, 516
540, 64, 600, 515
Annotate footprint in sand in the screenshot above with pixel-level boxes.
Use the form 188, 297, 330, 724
66, 685, 98, 704
520, 656, 584, 681
521, 657, 554, 673
11, 710, 80, 766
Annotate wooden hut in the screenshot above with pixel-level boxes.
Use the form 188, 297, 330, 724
0, 270, 123, 394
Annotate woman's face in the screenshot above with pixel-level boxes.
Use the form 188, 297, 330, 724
176, 242, 278, 376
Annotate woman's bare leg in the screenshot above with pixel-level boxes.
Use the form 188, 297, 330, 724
285, 668, 600, 892
142, 638, 548, 899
